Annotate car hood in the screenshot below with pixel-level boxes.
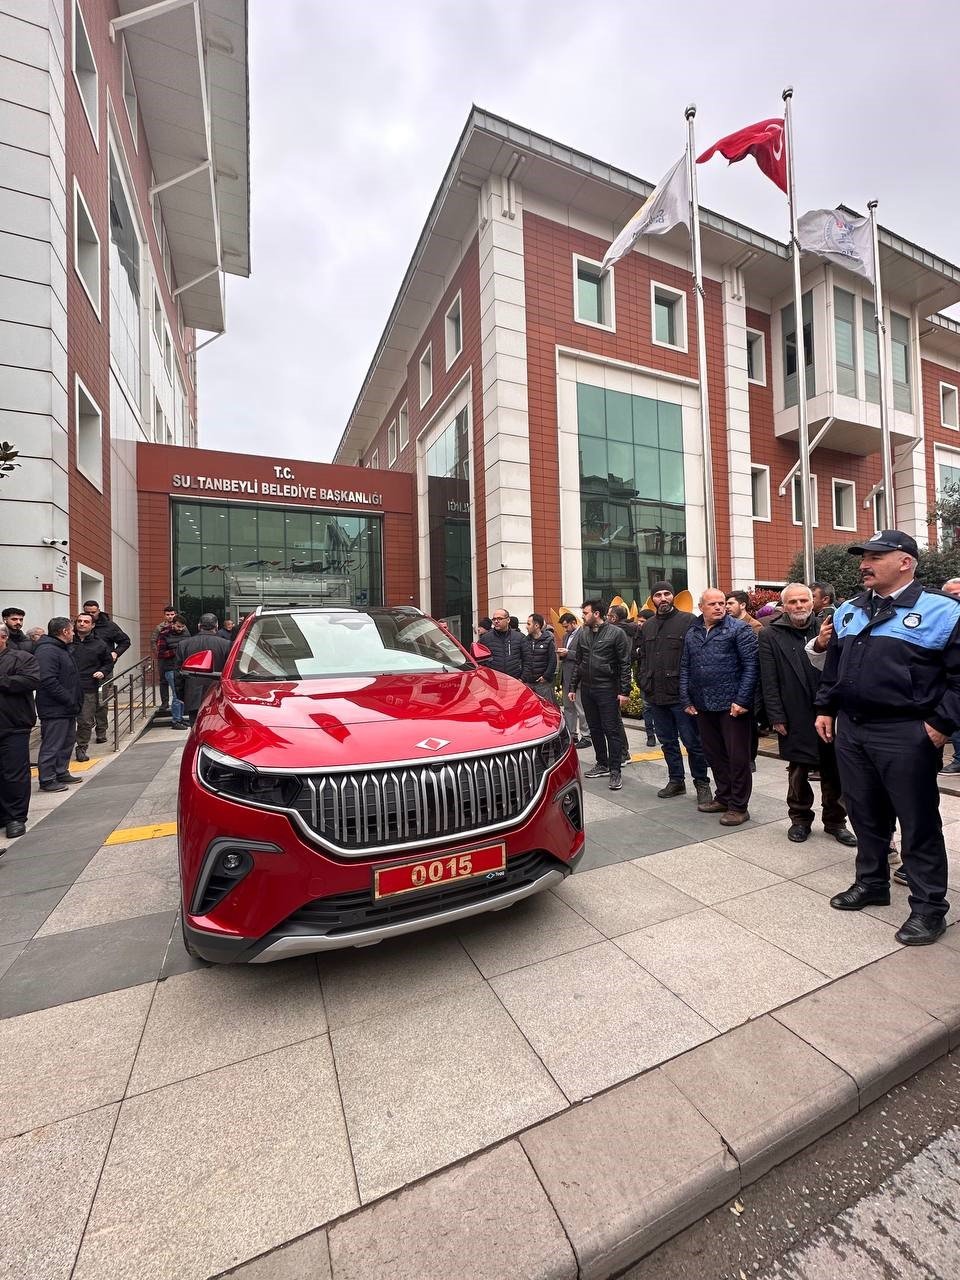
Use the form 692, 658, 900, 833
198, 669, 562, 769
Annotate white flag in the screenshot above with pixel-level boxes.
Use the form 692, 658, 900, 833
601, 155, 689, 274
797, 208, 875, 282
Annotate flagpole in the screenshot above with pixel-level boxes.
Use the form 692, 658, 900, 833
782, 87, 815, 584
685, 104, 719, 588
868, 199, 895, 527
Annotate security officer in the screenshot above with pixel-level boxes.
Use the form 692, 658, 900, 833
814, 530, 960, 945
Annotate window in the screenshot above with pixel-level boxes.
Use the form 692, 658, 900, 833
398, 401, 409, 450
444, 292, 463, 368
153, 288, 162, 343
891, 312, 911, 412
782, 291, 814, 407
791, 473, 819, 527
162, 225, 172, 288
574, 256, 614, 330
154, 396, 165, 444
72, 0, 98, 144
419, 344, 433, 408
834, 288, 857, 396
108, 153, 141, 399
75, 377, 103, 490
73, 182, 101, 316
862, 302, 880, 404
652, 283, 686, 350
873, 489, 886, 532
163, 326, 173, 380
370, 448, 379, 470
151, 174, 162, 244
832, 478, 856, 531
387, 419, 398, 466
750, 465, 770, 521
746, 330, 765, 385
121, 38, 137, 143
941, 383, 959, 430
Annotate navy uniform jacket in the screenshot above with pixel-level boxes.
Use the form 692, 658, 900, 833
814, 581, 960, 736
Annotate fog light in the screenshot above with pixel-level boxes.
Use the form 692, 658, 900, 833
560, 786, 583, 831
222, 852, 244, 871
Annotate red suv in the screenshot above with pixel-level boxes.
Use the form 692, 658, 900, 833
178, 607, 583, 962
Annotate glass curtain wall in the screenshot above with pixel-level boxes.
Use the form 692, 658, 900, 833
173, 500, 383, 630
577, 383, 687, 606
425, 406, 472, 643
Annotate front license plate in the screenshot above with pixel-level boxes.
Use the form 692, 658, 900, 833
374, 843, 506, 900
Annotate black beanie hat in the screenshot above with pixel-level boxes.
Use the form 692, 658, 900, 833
650, 581, 674, 595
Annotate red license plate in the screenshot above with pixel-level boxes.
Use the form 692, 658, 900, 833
373, 843, 506, 900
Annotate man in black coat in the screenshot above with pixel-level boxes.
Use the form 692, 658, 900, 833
2, 607, 35, 654
175, 614, 232, 723
523, 613, 557, 701
72, 612, 113, 762
83, 600, 131, 743
0, 622, 41, 839
570, 599, 632, 791
35, 617, 83, 792
758, 583, 856, 847
479, 609, 527, 681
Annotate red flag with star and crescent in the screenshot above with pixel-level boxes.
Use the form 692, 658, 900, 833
697, 118, 787, 193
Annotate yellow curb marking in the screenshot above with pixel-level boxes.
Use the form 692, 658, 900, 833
30, 759, 97, 778
105, 821, 178, 845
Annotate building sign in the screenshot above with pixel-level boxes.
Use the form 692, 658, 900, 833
170, 466, 382, 507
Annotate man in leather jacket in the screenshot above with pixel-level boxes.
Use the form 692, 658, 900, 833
570, 600, 631, 791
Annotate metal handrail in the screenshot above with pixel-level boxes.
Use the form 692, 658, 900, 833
97, 655, 159, 752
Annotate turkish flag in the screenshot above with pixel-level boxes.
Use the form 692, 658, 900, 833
697, 118, 787, 194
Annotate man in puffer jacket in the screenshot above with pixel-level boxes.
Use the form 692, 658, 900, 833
35, 618, 83, 792
523, 614, 557, 701
0, 622, 40, 839
570, 600, 632, 791
680, 589, 758, 826
480, 609, 526, 681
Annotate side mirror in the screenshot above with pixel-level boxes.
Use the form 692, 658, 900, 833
471, 642, 491, 661
181, 649, 220, 678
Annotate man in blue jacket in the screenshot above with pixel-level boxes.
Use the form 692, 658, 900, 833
35, 617, 83, 792
815, 531, 960, 945
680, 588, 758, 826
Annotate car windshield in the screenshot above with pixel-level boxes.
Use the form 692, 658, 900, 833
231, 610, 473, 680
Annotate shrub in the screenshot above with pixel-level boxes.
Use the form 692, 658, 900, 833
787, 538, 960, 598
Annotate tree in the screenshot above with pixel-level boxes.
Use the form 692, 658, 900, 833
0, 441, 19, 482
785, 544, 863, 602
927, 480, 960, 548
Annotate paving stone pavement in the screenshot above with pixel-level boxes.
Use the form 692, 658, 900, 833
1, 723, 959, 1279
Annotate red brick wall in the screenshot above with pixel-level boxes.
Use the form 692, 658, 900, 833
746, 308, 881, 583
922, 356, 960, 543
522, 213, 732, 604
65, 0, 199, 611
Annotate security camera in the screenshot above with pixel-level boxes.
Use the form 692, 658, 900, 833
42, 538, 68, 547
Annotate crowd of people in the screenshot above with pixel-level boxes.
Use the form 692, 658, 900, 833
0, 602, 236, 849
478, 528, 960, 947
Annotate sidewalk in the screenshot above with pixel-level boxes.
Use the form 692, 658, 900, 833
1, 723, 959, 1279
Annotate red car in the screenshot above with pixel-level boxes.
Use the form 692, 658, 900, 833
178, 606, 583, 962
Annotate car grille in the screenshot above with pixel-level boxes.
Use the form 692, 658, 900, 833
278, 851, 562, 936
288, 736, 567, 853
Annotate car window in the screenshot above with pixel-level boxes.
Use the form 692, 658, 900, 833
233, 611, 472, 680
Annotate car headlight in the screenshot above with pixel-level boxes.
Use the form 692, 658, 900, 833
196, 745, 301, 808
537, 723, 571, 772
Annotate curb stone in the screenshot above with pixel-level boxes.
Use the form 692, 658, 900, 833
215, 924, 960, 1280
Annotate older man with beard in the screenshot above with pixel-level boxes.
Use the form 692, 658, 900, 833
758, 584, 857, 847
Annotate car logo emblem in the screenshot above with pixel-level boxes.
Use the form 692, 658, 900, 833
416, 737, 449, 750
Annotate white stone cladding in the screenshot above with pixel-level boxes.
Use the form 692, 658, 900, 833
721, 263, 757, 588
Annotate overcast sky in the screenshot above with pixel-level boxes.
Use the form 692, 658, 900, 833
198, 0, 960, 464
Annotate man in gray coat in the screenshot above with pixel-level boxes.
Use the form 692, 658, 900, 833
557, 612, 589, 746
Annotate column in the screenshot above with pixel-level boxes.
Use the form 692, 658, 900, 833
721, 263, 756, 587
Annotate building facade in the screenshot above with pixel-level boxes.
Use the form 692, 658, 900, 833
335, 109, 960, 623
1, 0, 249, 652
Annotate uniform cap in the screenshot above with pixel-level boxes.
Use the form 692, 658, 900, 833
848, 530, 919, 559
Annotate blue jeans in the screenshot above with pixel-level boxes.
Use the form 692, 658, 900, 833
165, 669, 184, 723
951, 730, 960, 760
648, 703, 710, 783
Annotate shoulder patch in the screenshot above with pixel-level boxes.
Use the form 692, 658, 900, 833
903, 612, 922, 629
842, 611, 854, 625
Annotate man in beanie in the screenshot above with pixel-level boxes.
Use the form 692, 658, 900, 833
638, 582, 713, 806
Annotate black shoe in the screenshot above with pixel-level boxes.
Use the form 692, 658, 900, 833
75, 747, 89, 762
38, 781, 68, 793
574, 736, 592, 750
608, 772, 623, 791
895, 913, 946, 945
646, 735, 657, 748
749, 760, 756, 773
830, 883, 890, 911
620, 752, 631, 765
826, 826, 857, 847
787, 823, 810, 843
5, 821, 25, 839
583, 765, 610, 779
940, 759, 960, 775
658, 780, 686, 799
95, 735, 107, 744
694, 780, 713, 807
57, 774, 82, 784
893, 866, 908, 886
171, 721, 190, 730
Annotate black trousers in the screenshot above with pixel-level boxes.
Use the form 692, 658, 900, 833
786, 743, 847, 829
0, 730, 31, 824
38, 717, 77, 784
696, 710, 753, 813
835, 715, 949, 918
580, 685, 623, 771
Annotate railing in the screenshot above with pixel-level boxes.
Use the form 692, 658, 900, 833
98, 655, 160, 752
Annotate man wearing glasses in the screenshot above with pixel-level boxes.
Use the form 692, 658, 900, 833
479, 609, 527, 682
